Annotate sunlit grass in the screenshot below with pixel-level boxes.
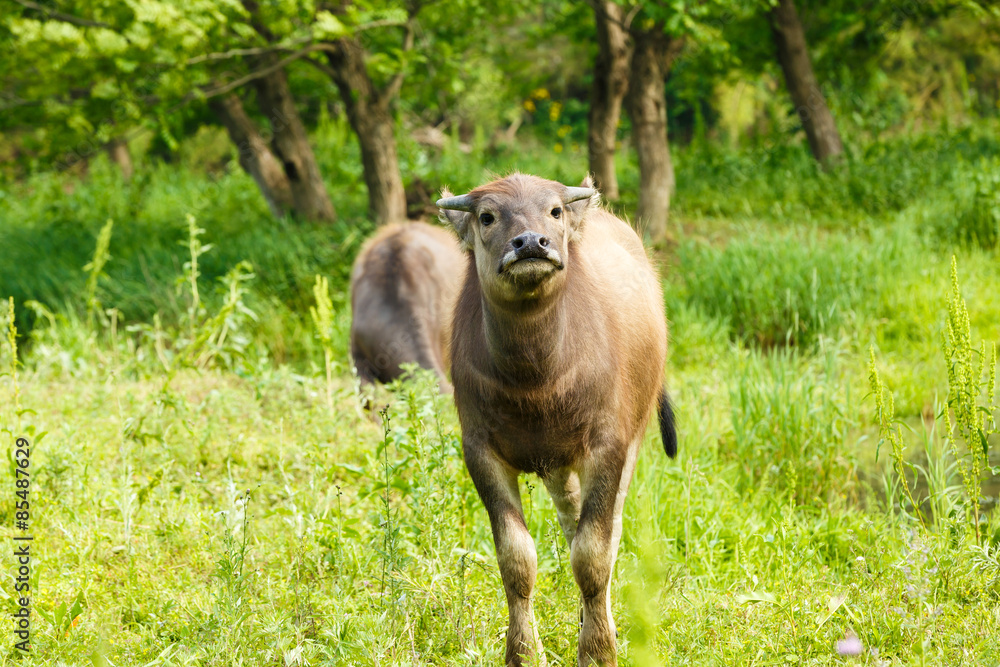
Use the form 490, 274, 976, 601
1, 126, 999, 664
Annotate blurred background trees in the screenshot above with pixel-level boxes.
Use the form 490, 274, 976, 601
2, 0, 999, 238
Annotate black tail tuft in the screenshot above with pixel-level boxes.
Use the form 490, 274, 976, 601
658, 388, 677, 458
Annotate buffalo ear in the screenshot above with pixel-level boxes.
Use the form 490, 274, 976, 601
437, 189, 474, 248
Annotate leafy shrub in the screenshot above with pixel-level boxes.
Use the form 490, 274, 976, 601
676, 125, 1000, 226
0, 158, 369, 365
939, 158, 1000, 249
678, 230, 897, 347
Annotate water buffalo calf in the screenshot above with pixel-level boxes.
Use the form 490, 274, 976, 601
438, 174, 675, 666
349, 221, 465, 392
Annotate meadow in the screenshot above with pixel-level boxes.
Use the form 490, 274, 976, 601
1, 119, 999, 666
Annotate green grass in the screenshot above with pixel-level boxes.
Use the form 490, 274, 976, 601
1, 124, 1000, 665
676, 227, 905, 348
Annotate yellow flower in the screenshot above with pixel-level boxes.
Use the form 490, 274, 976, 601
549, 102, 562, 122
553, 144, 563, 154
557, 125, 572, 138
523, 99, 536, 112
531, 88, 550, 100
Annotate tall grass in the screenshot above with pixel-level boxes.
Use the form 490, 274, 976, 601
2, 123, 1000, 663
676, 123, 1000, 226
678, 228, 903, 348
938, 157, 1000, 249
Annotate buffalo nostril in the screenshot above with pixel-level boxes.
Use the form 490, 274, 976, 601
512, 237, 524, 249
538, 236, 550, 247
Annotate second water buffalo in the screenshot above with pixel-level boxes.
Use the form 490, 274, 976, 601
349, 221, 465, 392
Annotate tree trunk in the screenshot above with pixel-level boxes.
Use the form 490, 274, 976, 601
325, 38, 408, 226
587, 0, 631, 200
210, 93, 295, 219
253, 65, 336, 222
770, 0, 843, 166
105, 137, 133, 181
626, 30, 680, 241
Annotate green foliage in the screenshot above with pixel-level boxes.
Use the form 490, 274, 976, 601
3, 132, 1000, 661
82, 218, 113, 325
727, 349, 855, 504
210, 487, 254, 663
868, 348, 925, 527
4, 0, 1000, 659
0, 155, 365, 365
1, 297, 22, 435
36, 591, 86, 639
868, 257, 998, 550
942, 257, 998, 543
677, 125, 1000, 224
941, 158, 1000, 249
678, 231, 895, 348
309, 274, 336, 414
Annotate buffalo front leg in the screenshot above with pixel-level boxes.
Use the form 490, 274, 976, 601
464, 443, 545, 666
571, 440, 641, 667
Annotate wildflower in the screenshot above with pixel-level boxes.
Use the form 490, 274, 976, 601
523, 99, 536, 113
549, 101, 562, 122
553, 144, 563, 154
557, 124, 572, 138
836, 634, 863, 656
531, 88, 550, 100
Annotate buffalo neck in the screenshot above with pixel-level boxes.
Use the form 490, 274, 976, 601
481, 290, 569, 384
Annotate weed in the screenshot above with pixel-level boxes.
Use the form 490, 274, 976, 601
309, 274, 336, 416
868, 257, 999, 547
3, 297, 21, 432
83, 219, 114, 328
377, 406, 400, 650
210, 484, 254, 664
869, 347, 926, 528
942, 257, 998, 543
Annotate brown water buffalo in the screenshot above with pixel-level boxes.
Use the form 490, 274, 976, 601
438, 174, 675, 666
349, 221, 465, 392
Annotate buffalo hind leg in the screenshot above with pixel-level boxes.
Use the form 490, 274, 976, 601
543, 467, 582, 545
571, 440, 641, 667
543, 468, 584, 627
464, 443, 545, 667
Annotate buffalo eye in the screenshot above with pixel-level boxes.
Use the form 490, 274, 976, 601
551, 207, 562, 219
479, 212, 495, 226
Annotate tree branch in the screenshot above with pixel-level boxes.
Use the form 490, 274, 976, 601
195, 45, 332, 101
185, 40, 312, 65
623, 3, 643, 31
355, 18, 408, 32
10, 0, 113, 29
301, 54, 340, 80
588, 0, 641, 33
379, 18, 415, 104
